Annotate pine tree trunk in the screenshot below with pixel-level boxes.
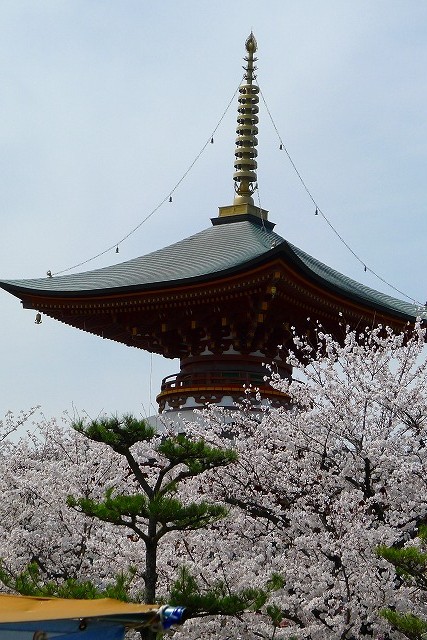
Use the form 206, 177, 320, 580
140, 526, 158, 640
144, 536, 158, 604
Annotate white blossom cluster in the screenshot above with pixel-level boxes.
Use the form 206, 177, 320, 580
1, 322, 427, 640
0, 417, 139, 588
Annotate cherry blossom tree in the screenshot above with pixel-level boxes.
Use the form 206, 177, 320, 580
2, 322, 427, 640
0, 415, 136, 591
180, 321, 427, 639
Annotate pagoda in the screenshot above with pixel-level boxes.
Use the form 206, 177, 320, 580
0, 34, 424, 416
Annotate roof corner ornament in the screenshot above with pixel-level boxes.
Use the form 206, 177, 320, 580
233, 32, 259, 206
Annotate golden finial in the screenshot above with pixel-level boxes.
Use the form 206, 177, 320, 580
218, 33, 268, 221
245, 31, 257, 54
233, 32, 259, 206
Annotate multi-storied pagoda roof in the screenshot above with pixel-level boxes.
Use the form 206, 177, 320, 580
0, 215, 422, 323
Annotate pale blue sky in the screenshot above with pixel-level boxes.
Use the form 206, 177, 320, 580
1, 1, 427, 422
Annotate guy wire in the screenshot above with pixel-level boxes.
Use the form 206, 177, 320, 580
52, 81, 242, 276
258, 85, 424, 307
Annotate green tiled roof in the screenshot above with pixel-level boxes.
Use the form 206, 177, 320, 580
0, 219, 424, 321
0, 221, 283, 294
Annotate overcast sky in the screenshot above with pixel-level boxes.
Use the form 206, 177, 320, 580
1, 1, 427, 427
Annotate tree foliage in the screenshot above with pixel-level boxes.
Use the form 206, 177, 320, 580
0, 561, 139, 601
169, 566, 268, 617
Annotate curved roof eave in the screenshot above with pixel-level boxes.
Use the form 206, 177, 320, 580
276, 240, 425, 323
0, 220, 424, 323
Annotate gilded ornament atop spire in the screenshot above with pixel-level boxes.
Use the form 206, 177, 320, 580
218, 32, 268, 221
233, 32, 259, 205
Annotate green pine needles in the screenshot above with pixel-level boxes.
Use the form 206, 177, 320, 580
73, 414, 156, 453
0, 561, 139, 601
169, 566, 268, 617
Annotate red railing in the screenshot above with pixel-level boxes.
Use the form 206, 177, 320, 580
160, 370, 270, 392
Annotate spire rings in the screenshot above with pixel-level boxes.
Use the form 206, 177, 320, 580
232, 34, 260, 204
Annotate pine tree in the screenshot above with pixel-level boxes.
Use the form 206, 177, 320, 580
65, 414, 275, 636
67, 415, 235, 606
